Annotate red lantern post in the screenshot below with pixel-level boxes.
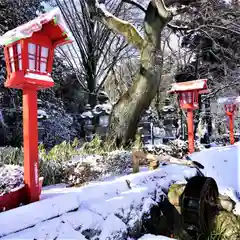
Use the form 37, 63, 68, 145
168, 79, 209, 153
225, 103, 236, 145
0, 8, 73, 209
219, 97, 239, 145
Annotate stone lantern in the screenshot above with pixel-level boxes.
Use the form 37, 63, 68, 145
94, 103, 112, 139
81, 104, 95, 141
139, 108, 152, 145
161, 98, 177, 143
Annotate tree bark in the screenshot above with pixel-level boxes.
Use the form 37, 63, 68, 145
108, 1, 172, 146
87, 0, 172, 147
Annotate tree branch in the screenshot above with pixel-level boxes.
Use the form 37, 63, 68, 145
167, 23, 189, 31
122, 0, 146, 13
154, 0, 173, 20
87, 0, 144, 49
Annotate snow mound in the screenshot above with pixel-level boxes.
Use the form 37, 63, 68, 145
0, 165, 197, 239
139, 234, 175, 239
190, 144, 240, 200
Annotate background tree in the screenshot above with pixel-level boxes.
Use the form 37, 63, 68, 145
173, 0, 240, 138
55, 0, 130, 106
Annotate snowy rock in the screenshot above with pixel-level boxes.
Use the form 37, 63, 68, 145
138, 234, 175, 240
0, 165, 198, 239
99, 214, 127, 240
57, 222, 87, 240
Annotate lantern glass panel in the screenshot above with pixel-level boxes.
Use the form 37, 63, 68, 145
40, 47, 48, 72
187, 92, 192, 103
8, 46, 15, 72
28, 43, 36, 70
17, 43, 22, 70
28, 43, 49, 73
8, 43, 22, 73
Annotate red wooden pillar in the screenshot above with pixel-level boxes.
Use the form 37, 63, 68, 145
224, 103, 236, 145
23, 88, 39, 203
187, 109, 194, 153
228, 113, 234, 145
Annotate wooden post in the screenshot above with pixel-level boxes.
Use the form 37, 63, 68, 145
132, 147, 140, 173
23, 88, 39, 203
187, 109, 194, 153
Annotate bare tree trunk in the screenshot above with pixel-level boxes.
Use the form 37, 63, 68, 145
108, 6, 172, 145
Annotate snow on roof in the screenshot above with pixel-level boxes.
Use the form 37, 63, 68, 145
217, 96, 240, 104
168, 79, 209, 93
0, 8, 73, 46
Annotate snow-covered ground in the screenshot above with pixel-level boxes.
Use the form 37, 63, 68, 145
0, 165, 196, 239
1, 143, 240, 239
138, 234, 173, 240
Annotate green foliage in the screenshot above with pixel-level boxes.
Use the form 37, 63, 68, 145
39, 138, 80, 162
38, 138, 81, 185
80, 135, 108, 155
0, 136, 112, 186
0, 147, 23, 165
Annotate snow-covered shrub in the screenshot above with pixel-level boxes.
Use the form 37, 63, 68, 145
0, 164, 23, 196
39, 100, 77, 149
64, 161, 102, 187
145, 140, 205, 159
0, 138, 133, 192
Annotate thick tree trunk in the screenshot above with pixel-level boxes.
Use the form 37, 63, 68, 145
107, 2, 172, 146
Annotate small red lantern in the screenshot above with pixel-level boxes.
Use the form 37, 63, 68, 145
168, 79, 209, 153
218, 97, 239, 145
0, 8, 73, 211
1, 8, 72, 89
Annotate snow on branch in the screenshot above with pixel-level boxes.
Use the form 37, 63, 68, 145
154, 0, 173, 20
87, 0, 144, 49
122, 0, 146, 13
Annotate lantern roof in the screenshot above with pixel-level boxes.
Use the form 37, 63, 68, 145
168, 79, 209, 94
0, 8, 73, 47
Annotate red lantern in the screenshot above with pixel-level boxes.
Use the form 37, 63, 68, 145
0, 8, 73, 211
1, 8, 72, 90
168, 79, 209, 153
224, 103, 236, 116
179, 91, 199, 109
